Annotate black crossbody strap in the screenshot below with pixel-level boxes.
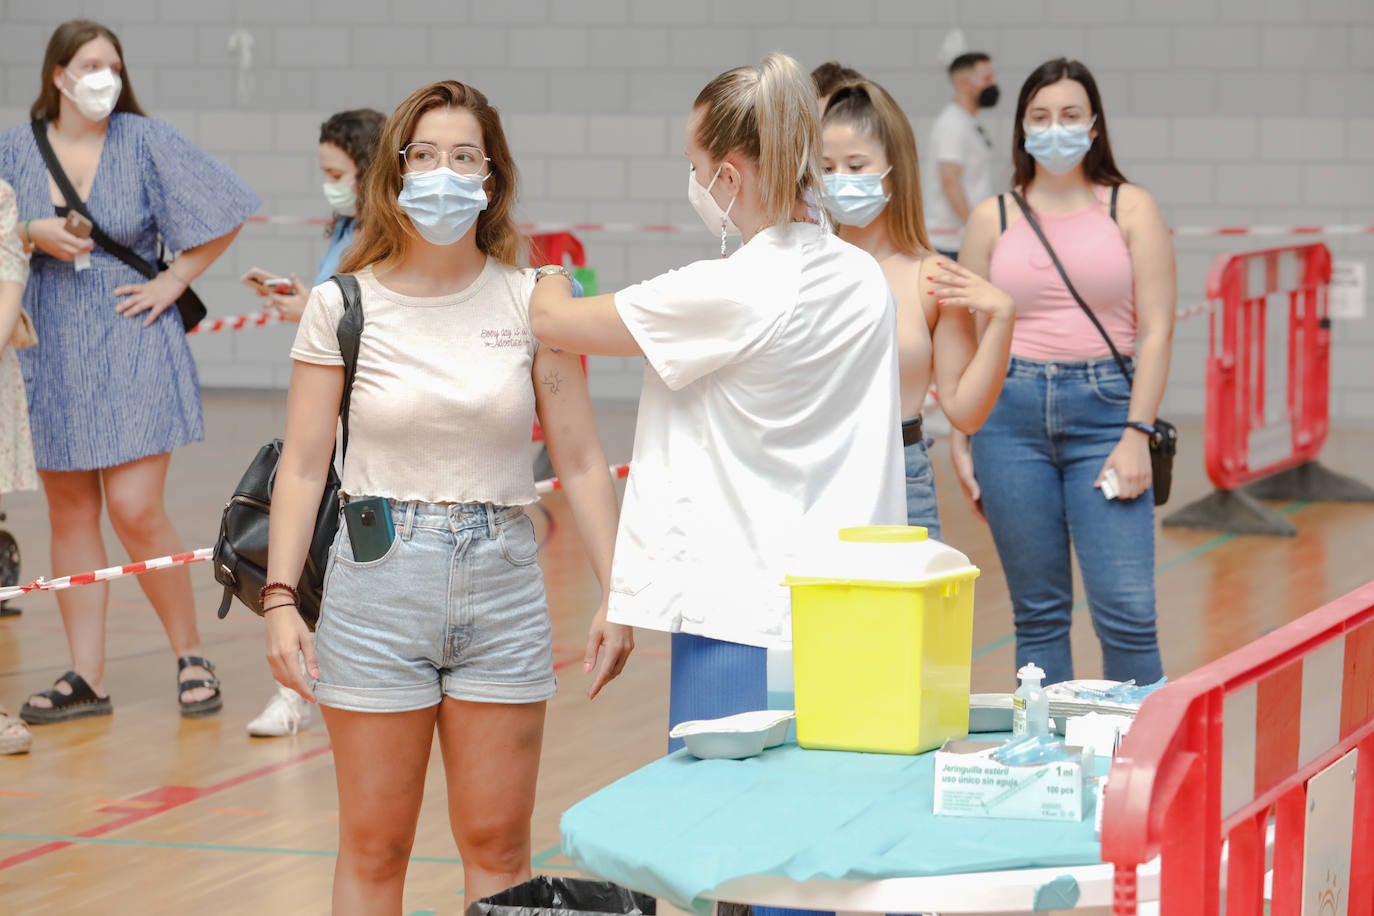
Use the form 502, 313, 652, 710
1009, 191, 1134, 386
30, 119, 158, 280
330, 273, 364, 461
997, 193, 1007, 234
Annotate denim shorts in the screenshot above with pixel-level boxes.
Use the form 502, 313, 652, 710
313, 499, 556, 712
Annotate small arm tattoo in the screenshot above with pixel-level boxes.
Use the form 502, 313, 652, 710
542, 367, 563, 395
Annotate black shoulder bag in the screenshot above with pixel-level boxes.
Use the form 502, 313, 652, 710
1008, 190, 1177, 506
212, 274, 364, 630
31, 119, 208, 331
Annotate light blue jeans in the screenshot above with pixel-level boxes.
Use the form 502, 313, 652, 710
971, 356, 1162, 686
904, 437, 941, 542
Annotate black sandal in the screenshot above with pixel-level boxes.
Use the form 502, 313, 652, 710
177, 655, 223, 718
20, 671, 113, 725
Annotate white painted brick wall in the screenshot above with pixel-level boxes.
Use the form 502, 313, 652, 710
2, 1, 1370, 424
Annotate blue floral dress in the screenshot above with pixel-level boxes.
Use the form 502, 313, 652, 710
0, 114, 260, 471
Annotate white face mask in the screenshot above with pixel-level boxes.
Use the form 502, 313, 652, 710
62, 68, 122, 122
322, 180, 357, 217
687, 165, 741, 239
397, 167, 488, 246
822, 168, 892, 228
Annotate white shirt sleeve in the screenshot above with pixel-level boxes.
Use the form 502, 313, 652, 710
614, 257, 786, 391
930, 108, 968, 166
290, 280, 347, 367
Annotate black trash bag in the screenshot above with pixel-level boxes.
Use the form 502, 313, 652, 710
466, 876, 655, 916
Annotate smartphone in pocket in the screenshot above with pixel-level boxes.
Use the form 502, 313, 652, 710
343, 497, 395, 563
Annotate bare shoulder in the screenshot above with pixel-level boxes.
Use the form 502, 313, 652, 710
879, 251, 924, 288
1113, 183, 1162, 220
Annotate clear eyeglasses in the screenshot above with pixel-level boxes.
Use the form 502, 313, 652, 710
1023, 113, 1097, 136
399, 142, 491, 176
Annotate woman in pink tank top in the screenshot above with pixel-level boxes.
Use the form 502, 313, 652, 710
950, 59, 1176, 686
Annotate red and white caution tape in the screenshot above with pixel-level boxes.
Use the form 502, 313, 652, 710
0, 466, 630, 600
244, 213, 1374, 239
1177, 301, 1213, 322
535, 462, 631, 495
0, 547, 213, 602
187, 311, 284, 335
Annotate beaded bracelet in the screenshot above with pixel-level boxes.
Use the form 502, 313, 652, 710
259, 581, 299, 606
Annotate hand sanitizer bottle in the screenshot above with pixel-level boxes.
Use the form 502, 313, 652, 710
1012, 663, 1050, 738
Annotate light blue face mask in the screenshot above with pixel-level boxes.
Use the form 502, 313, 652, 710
397, 167, 488, 245
822, 168, 892, 228
1022, 122, 1095, 176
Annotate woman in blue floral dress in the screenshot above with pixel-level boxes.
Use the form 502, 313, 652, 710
1, 20, 259, 723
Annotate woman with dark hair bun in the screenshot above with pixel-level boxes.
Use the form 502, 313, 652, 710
2, 20, 259, 724
249, 108, 386, 325
950, 58, 1175, 687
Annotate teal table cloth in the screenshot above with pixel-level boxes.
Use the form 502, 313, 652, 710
560, 739, 1105, 914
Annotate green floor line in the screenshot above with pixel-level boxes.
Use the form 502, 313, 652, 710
0, 831, 577, 870
0, 832, 456, 862
970, 501, 1308, 661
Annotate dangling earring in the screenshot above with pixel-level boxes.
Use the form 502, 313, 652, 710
720, 216, 728, 258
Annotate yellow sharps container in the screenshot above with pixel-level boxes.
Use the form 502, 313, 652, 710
785, 526, 979, 755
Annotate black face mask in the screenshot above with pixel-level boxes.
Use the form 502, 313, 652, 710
978, 84, 1000, 109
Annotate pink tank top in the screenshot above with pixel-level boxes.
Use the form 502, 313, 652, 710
989, 188, 1136, 361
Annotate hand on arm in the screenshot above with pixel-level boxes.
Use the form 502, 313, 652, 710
532, 345, 631, 699
929, 199, 1015, 435
114, 225, 244, 326
528, 273, 642, 357
263, 359, 344, 701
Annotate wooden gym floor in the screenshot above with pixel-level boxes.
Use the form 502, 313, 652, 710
0, 390, 1371, 914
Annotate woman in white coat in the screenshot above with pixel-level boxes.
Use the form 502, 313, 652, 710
531, 53, 907, 748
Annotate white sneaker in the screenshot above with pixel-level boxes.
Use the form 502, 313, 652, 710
247, 685, 313, 737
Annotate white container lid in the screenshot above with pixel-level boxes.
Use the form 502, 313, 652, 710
784, 526, 979, 588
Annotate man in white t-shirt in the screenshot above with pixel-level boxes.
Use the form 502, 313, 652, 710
922, 51, 1000, 259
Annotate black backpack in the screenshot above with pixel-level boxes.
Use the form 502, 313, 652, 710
213, 274, 363, 630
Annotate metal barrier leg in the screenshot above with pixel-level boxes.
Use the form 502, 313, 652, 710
1243, 461, 1374, 503
1161, 489, 1297, 536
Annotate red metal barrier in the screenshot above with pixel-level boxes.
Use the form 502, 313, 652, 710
1101, 580, 1374, 915
1164, 243, 1373, 535
1203, 244, 1332, 492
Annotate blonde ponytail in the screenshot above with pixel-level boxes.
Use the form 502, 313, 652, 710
822, 79, 932, 256
694, 52, 823, 228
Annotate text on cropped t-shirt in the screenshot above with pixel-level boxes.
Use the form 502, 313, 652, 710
290, 260, 540, 505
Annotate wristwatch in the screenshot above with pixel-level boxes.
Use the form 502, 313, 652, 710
534, 264, 573, 284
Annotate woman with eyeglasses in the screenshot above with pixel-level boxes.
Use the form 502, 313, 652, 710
949, 58, 1175, 686
820, 79, 1014, 541
1, 20, 258, 725
530, 54, 904, 753
263, 81, 627, 909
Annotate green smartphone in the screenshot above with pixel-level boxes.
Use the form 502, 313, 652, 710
343, 497, 394, 562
